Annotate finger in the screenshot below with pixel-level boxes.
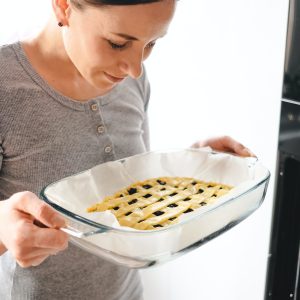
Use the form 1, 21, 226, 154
31, 256, 48, 267
32, 227, 69, 250
239, 147, 256, 157
231, 142, 256, 157
17, 254, 50, 268
222, 136, 256, 157
21, 246, 61, 260
190, 141, 203, 148
12, 191, 66, 228
230, 141, 247, 155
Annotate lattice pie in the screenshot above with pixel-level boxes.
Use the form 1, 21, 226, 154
87, 177, 232, 230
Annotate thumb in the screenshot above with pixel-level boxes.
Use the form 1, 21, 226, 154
13, 191, 66, 228
239, 146, 256, 157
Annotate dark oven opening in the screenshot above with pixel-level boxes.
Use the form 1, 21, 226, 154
265, 153, 300, 299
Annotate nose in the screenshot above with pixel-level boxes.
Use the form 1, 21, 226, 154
118, 50, 143, 79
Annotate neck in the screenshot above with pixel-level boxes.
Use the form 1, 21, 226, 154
20, 17, 106, 101
25, 17, 79, 78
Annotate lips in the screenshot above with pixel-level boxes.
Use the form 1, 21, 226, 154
104, 72, 126, 83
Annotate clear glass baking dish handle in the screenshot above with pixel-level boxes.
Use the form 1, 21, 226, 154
210, 149, 258, 168
60, 225, 107, 238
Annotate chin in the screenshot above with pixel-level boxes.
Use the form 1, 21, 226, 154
89, 78, 116, 95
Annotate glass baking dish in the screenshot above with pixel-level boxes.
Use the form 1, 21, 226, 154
40, 148, 270, 268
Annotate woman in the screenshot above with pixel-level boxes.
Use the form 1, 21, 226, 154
0, 0, 253, 299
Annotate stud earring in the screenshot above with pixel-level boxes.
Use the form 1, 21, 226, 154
58, 22, 63, 27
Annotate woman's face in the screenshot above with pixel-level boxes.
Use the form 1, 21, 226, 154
60, 0, 176, 93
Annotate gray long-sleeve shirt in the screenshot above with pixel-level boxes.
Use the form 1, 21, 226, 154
0, 42, 150, 300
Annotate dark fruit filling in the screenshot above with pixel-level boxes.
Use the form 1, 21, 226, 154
157, 180, 166, 185
128, 199, 138, 205
143, 184, 152, 189
153, 211, 164, 216
128, 188, 137, 195
183, 197, 191, 201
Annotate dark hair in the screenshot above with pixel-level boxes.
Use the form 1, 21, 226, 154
71, 0, 163, 8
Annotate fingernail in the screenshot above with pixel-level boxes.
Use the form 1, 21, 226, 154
243, 148, 256, 157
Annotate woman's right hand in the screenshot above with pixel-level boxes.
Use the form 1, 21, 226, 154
0, 191, 69, 267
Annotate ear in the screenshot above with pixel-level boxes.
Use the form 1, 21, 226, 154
52, 0, 71, 26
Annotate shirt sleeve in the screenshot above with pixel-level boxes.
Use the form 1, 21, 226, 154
0, 144, 3, 171
142, 112, 150, 152
141, 66, 151, 151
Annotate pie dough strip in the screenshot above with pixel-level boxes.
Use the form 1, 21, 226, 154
87, 177, 233, 230
131, 202, 192, 230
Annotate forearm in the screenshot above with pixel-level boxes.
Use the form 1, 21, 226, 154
0, 200, 7, 255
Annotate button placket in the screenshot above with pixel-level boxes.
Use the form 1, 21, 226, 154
89, 102, 105, 135
86, 101, 115, 159
104, 145, 112, 153
97, 125, 105, 134
91, 103, 98, 111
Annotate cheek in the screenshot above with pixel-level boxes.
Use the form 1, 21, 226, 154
81, 41, 115, 72
63, 29, 90, 69
143, 49, 153, 61
64, 30, 107, 69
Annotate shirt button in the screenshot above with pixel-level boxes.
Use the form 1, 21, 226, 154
104, 146, 112, 153
97, 125, 105, 134
91, 104, 98, 111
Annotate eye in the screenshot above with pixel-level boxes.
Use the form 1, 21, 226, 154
145, 41, 156, 50
107, 39, 156, 51
108, 40, 128, 50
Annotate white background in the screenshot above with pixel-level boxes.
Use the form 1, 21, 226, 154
0, 0, 290, 299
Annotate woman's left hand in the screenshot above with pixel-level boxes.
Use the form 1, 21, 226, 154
191, 136, 256, 157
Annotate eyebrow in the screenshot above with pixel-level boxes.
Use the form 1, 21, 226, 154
112, 32, 167, 42
112, 33, 139, 41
